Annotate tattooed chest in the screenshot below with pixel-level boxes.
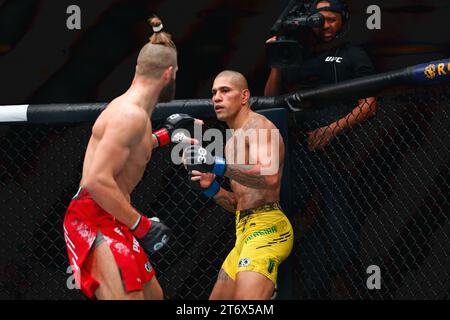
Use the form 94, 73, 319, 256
225, 135, 250, 166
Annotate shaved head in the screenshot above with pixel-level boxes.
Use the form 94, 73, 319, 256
212, 70, 251, 122
136, 43, 177, 78
214, 70, 248, 91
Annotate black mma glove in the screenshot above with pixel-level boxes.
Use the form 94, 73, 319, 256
183, 145, 226, 176
131, 215, 171, 255
153, 113, 196, 147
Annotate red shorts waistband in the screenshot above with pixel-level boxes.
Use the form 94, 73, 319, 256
69, 187, 115, 225
69, 187, 131, 229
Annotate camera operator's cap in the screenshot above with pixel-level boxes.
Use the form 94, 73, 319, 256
310, 0, 350, 23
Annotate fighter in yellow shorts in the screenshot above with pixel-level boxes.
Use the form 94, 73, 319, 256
223, 202, 293, 285
183, 70, 294, 300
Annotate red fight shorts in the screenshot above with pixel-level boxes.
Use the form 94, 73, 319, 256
63, 188, 155, 299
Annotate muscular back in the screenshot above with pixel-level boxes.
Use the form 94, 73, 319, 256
224, 113, 285, 210
80, 97, 153, 202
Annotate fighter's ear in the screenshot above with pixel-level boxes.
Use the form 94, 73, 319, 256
162, 66, 174, 82
173, 65, 178, 80
241, 88, 250, 105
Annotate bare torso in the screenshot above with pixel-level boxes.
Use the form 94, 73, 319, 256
225, 113, 284, 210
80, 97, 153, 202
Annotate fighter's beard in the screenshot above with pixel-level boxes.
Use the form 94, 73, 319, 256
158, 78, 176, 103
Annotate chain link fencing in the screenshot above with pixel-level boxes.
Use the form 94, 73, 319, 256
0, 84, 448, 299
289, 84, 449, 299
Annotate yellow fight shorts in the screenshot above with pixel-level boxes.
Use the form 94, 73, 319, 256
221, 202, 294, 284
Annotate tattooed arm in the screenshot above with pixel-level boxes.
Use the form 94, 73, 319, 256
224, 115, 285, 189
225, 164, 268, 189
213, 187, 237, 213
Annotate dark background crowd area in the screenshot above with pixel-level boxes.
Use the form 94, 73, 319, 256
0, 0, 448, 104
0, 0, 449, 300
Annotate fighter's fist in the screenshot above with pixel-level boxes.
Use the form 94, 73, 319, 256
153, 114, 203, 147
131, 215, 171, 256
183, 145, 226, 176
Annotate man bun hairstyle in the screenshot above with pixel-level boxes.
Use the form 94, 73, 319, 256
148, 15, 177, 50
135, 15, 177, 78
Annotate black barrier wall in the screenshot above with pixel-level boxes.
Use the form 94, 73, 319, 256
0, 85, 449, 299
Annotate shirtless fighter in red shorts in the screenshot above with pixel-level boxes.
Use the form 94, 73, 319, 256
63, 17, 198, 300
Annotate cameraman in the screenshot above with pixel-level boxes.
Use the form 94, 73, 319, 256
264, 0, 377, 297
265, 0, 377, 143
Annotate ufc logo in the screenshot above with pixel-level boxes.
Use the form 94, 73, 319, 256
325, 56, 343, 63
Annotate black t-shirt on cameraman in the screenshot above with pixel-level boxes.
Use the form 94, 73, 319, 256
280, 42, 375, 130
281, 42, 375, 87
